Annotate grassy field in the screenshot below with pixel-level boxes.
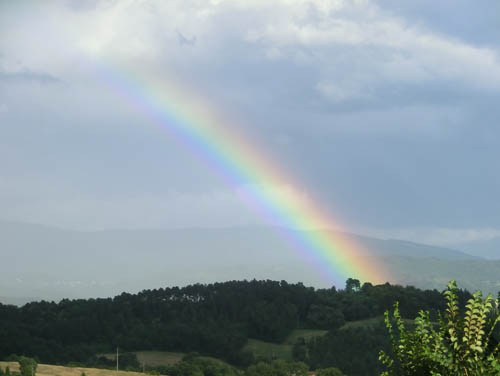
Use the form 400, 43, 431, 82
283, 329, 328, 344
100, 351, 185, 367
340, 316, 384, 329
134, 351, 184, 367
0, 362, 149, 376
100, 351, 234, 369
96, 330, 330, 366
243, 328, 328, 361
340, 316, 417, 330
242, 320, 401, 361
243, 339, 293, 361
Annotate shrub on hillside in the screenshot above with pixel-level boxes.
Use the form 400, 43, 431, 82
379, 280, 500, 375
18, 357, 37, 376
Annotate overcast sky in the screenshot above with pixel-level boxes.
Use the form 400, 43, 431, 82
1, 0, 500, 246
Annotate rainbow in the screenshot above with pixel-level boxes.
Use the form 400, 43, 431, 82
96, 66, 388, 287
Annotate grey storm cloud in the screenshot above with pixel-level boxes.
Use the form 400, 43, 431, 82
0, 69, 61, 84
0, 0, 499, 245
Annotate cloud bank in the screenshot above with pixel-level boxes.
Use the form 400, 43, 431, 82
0, 0, 499, 244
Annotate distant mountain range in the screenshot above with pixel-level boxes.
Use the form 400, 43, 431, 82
1, 220, 499, 304
450, 237, 500, 260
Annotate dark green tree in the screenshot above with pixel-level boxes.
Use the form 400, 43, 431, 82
246, 360, 308, 376
306, 304, 345, 329
174, 361, 203, 376
281, 360, 308, 376
292, 337, 307, 362
303, 324, 390, 375
379, 281, 500, 375
118, 353, 140, 370
246, 362, 274, 376
18, 357, 37, 376
345, 278, 361, 293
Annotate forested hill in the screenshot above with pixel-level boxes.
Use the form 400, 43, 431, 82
0, 279, 474, 373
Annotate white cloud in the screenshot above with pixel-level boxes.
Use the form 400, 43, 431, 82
240, 1, 500, 98
3, 0, 499, 92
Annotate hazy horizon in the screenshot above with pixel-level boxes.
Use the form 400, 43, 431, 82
2, 219, 498, 305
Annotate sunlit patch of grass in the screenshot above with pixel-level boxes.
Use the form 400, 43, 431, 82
283, 329, 328, 344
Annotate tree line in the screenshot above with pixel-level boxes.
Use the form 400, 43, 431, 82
0, 279, 474, 373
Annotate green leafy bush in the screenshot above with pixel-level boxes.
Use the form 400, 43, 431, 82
18, 357, 37, 376
379, 280, 500, 375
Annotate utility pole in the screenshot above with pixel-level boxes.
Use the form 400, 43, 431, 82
116, 347, 119, 373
